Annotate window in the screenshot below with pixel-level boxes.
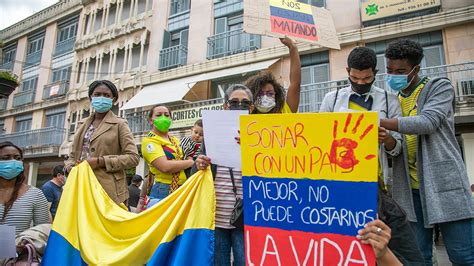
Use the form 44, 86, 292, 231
15, 114, 32, 132
0, 119, 4, 134
170, 0, 190, 16
297, 0, 325, 7
108, 5, 117, 26
208, 13, 260, 59
163, 28, 189, 48
131, 44, 141, 69
115, 49, 125, 73
1, 44, 16, 67
122, 0, 131, 21
87, 58, 96, 81
367, 31, 445, 72
57, 21, 78, 43
45, 108, 66, 128
94, 10, 103, 32
27, 35, 44, 55
52, 66, 72, 83
101, 54, 111, 77
137, 0, 147, 14
22, 76, 38, 92
83, 15, 90, 35
211, 74, 252, 98
299, 51, 330, 112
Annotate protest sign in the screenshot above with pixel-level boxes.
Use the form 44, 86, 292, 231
244, 0, 340, 49
240, 112, 378, 265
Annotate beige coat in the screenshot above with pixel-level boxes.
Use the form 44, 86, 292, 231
65, 110, 139, 204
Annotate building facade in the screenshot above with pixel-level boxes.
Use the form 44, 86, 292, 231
0, 0, 473, 185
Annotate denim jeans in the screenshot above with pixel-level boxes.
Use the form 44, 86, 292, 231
214, 227, 244, 266
150, 182, 170, 200
411, 189, 474, 265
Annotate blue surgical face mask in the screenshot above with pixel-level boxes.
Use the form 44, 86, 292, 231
385, 66, 417, 92
0, 160, 24, 180
91, 97, 113, 113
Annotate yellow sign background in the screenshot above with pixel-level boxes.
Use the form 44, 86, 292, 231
240, 112, 378, 182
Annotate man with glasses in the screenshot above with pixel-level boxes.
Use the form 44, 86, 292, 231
380, 39, 474, 265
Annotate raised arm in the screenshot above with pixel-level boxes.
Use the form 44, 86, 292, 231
280, 37, 301, 113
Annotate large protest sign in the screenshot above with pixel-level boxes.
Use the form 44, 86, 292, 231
244, 0, 340, 49
240, 112, 378, 265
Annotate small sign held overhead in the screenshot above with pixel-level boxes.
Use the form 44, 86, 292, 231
244, 0, 340, 49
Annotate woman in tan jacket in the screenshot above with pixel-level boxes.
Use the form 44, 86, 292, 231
65, 80, 139, 204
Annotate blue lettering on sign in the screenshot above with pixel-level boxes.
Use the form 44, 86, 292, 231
243, 176, 378, 236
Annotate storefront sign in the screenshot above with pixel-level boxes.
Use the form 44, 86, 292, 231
361, 0, 441, 22
170, 103, 224, 129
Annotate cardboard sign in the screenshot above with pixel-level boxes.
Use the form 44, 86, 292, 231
244, 0, 340, 49
240, 112, 378, 265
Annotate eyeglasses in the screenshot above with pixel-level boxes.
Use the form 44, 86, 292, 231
227, 99, 252, 107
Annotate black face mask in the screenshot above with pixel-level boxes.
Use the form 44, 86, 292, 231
349, 78, 375, 94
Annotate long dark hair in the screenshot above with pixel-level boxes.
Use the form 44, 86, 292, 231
244, 71, 285, 114
0, 141, 25, 222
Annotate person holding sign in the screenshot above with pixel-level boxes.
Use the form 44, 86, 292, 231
380, 39, 474, 265
319, 47, 424, 264
141, 105, 194, 201
245, 37, 301, 114
194, 85, 255, 266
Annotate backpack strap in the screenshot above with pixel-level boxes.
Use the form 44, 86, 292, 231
229, 168, 237, 197
384, 90, 389, 117
332, 88, 340, 112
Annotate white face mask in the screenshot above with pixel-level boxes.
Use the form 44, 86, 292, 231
255, 95, 276, 113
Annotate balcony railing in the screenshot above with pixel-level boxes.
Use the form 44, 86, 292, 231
159, 45, 188, 70
299, 61, 474, 113
0, 61, 14, 71
0, 98, 7, 111
43, 81, 69, 100
24, 50, 42, 68
0, 127, 66, 148
54, 38, 76, 57
207, 29, 261, 60
13, 90, 35, 107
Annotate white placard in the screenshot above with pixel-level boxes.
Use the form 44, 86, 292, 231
202, 110, 248, 169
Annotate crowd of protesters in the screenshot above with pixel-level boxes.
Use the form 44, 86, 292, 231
1, 37, 473, 266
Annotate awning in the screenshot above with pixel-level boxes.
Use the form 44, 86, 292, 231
121, 58, 279, 110
121, 79, 197, 110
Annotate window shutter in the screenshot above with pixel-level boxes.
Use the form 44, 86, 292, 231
180, 29, 189, 47
162, 30, 171, 49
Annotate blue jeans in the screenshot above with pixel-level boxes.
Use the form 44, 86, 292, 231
150, 182, 170, 200
214, 227, 244, 266
411, 189, 474, 265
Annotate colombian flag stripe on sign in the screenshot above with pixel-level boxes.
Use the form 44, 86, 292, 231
269, 6, 314, 24
42, 162, 215, 266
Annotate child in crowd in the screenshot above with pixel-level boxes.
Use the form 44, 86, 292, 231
180, 119, 204, 177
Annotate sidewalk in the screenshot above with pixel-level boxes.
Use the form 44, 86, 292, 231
434, 237, 450, 266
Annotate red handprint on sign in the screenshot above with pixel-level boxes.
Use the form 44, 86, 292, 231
329, 113, 376, 172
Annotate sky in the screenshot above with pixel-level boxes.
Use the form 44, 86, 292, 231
0, 0, 58, 30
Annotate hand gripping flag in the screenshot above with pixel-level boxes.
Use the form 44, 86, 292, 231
42, 162, 215, 265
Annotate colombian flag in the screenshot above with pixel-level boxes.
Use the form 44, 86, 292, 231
42, 162, 215, 265
240, 112, 378, 265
